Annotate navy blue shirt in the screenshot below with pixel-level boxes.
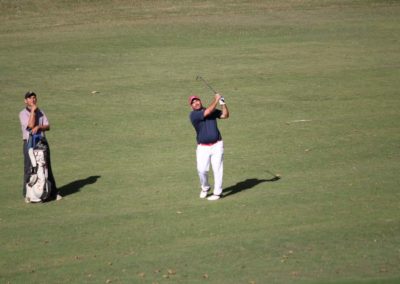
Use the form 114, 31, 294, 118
190, 109, 222, 144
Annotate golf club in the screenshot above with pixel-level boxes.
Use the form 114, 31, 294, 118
266, 170, 281, 179
196, 75, 217, 94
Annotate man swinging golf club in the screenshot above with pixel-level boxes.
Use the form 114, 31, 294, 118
189, 92, 229, 201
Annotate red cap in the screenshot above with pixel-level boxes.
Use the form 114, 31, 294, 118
188, 95, 200, 105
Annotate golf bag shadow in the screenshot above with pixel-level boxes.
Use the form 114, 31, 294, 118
25, 135, 52, 203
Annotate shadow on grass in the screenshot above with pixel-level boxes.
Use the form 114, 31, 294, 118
223, 176, 281, 198
59, 175, 101, 197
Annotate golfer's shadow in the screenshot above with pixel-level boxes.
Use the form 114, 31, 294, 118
223, 176, 280, 198
58, 175, 101, 197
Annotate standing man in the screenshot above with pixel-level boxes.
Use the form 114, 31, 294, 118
189, 93, 229, 201
19, 91, 61, 202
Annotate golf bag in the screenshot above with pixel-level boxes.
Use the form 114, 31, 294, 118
25, 135, 52, 203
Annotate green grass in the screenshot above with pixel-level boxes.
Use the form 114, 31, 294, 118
1, 0, 400, 283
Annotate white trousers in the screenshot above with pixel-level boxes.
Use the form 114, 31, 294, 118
196, 140, 224, 196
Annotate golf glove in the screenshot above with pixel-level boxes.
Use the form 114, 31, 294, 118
219, 97, 226, 105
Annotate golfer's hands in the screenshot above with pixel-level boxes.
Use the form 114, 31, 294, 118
31, 125, 40, 134
214, 93, 224, 105
215, 93, 225, 105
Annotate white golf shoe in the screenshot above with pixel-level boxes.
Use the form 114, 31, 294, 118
207, 194, 221, 201
199, 186, 210, 199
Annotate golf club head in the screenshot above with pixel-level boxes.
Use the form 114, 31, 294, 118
266, 170, 281, 180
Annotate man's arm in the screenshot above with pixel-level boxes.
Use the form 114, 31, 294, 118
19, 111, 28, 132
32, 124, 50, 134
220, 103, 229, 119
27, 105, 37, 130
204, 93, 222, 117
28, 106, 50, 134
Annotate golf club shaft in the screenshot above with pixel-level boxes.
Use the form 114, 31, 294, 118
197, 76, 217, 94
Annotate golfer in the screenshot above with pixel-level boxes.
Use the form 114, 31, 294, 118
189, 93, 229, 201
19, 91, 61, 201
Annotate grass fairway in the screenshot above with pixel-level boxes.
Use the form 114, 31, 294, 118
1, 0, 400, 283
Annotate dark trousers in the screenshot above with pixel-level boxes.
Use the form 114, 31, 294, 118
23, 139, 58, 198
